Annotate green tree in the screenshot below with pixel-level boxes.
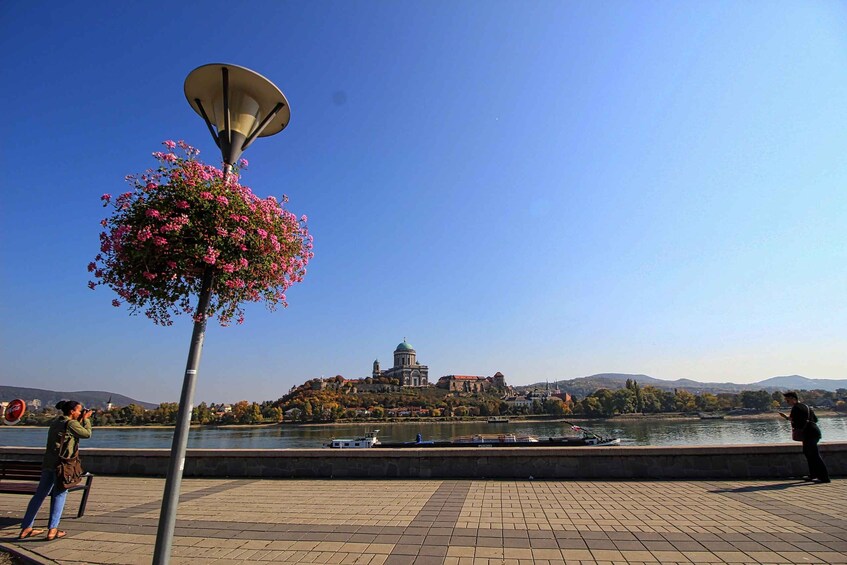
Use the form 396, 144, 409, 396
696, 393, 720, 412
241, 402, 263, 424
593, 389, 615, 416
262, 405, 283, 422
674, 390, 696, 412
740, 390, 772, 411
580, 396, 604, 417
120, 404, 147, 425
531, 400, 544, 414
153, 402, 179, 424
543, 398, 565, 416
612, 389, 637, 414
639, 386, 663, 413
192, 401, 215, 424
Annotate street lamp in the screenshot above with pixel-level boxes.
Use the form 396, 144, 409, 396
185, 62, 291, 168
152, 63, 290, 565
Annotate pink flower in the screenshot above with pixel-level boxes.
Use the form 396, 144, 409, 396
203, 246, 219, 265
239, 158, 249, 168
111, 299, 121, 307
300, 215, 308, 222
91, 141, 313, 326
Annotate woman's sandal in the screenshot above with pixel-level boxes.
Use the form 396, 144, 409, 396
46, 529, 66, 541
18, 528, 45, 539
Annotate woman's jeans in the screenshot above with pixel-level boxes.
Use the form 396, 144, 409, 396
21, 469, 67, 530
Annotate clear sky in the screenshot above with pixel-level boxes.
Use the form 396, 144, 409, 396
1, 2, 845, 404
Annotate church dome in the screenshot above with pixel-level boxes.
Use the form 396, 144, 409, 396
395, 340, 415, 352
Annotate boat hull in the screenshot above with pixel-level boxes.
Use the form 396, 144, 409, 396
375, 437, 620, 448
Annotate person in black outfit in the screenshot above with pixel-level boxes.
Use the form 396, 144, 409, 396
780, 391, 830, 483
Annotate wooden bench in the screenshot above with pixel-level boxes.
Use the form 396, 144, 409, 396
0, 460, 94, 518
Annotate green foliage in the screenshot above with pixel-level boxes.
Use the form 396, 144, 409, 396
740, 390, 773, 411
15, 377, 845, 427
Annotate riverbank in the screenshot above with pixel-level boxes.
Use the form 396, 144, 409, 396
6, 410, 843, 429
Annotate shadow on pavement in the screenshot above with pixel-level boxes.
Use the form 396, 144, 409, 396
710, 480, 814, 493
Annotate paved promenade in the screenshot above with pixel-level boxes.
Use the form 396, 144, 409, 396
1, 477, 845, 565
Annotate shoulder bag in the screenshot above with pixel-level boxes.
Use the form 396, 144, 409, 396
55, 420, 84, 490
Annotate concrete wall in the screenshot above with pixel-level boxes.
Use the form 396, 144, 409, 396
1, 443, 844, 479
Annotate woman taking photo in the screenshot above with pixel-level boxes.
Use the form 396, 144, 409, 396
18, 400, 93, 540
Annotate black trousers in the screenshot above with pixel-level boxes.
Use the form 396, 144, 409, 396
802, 432, 829, 481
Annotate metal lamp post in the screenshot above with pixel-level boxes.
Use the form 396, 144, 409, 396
152, 63, 290, 565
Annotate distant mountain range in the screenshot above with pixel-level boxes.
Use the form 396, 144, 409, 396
3, 375, 844, 412
0, 386, 158, 410
518, 374, 847, 396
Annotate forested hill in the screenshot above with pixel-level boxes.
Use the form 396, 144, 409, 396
0, 386, 157, 410
517, 373, 847, 397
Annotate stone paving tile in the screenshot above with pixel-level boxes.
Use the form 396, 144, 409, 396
1, 477, 844, 564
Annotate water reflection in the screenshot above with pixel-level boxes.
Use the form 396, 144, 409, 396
1, 417, 845, 449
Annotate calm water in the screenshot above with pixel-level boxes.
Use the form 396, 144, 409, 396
2, 417, 846, 449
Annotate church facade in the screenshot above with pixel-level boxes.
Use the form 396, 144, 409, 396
372, 340, 429, 387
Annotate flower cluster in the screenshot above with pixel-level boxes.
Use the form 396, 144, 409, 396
90, 141, 313, 326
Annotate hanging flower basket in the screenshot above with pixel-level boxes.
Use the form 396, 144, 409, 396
89, 141, 314, 326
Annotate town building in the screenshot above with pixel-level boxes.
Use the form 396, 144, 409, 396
372, 340, 429, 387
436, 372, 507, 393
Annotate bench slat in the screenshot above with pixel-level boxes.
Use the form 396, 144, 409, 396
1, 461, 43, 483
0, 461, 94, 518
0, 483, 39, 494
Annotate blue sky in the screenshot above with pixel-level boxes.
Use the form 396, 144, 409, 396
1, 2, 845, 404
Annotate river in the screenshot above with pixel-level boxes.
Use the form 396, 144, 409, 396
2, 417, 846, 448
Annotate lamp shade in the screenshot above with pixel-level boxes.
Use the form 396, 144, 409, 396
184, 63, 290, 164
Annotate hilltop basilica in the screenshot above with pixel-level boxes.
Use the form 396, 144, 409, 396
372, 340, 429, 387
